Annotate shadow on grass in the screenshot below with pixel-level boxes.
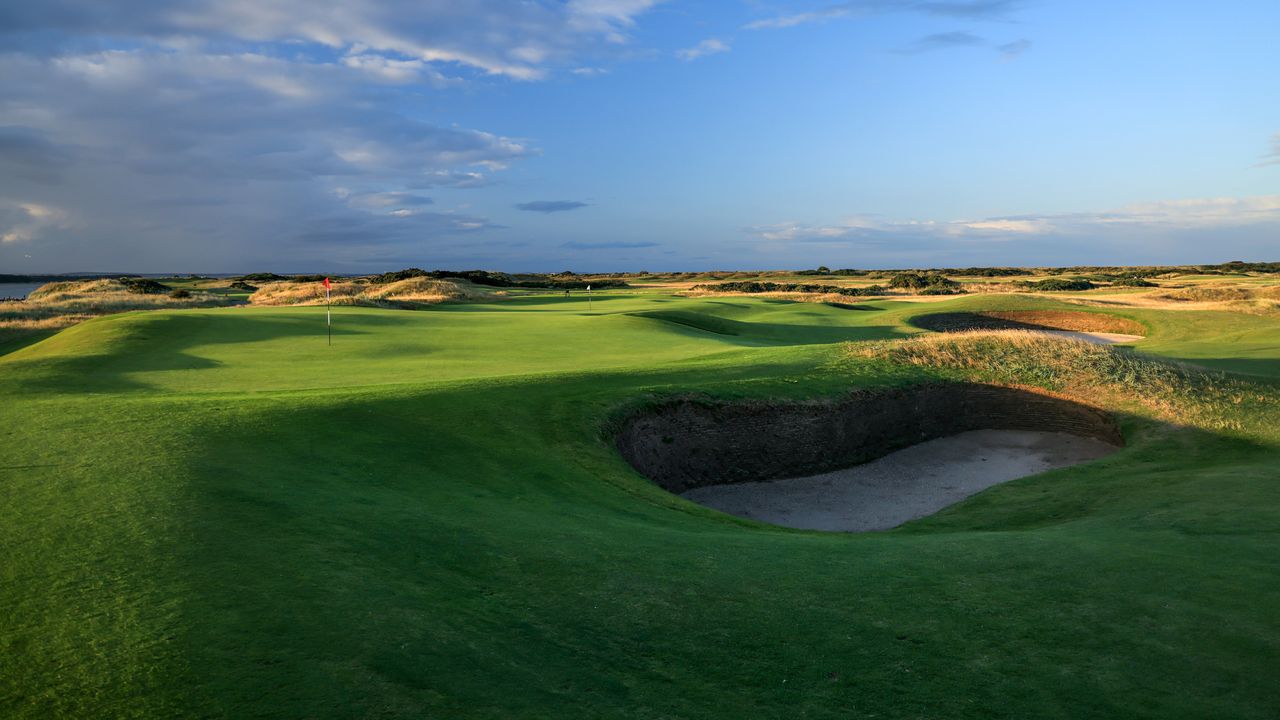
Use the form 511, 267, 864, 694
158, 362, 1280, 716
0, 328, 59, 357
1166, 357, 1280, 381
428, 295, 634, 312
0, 311, 383, 394
629, 309, 907, 345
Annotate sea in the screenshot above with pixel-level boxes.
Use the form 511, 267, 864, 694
0, 283, 47, 300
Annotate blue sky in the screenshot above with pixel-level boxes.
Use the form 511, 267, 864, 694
0, 1, 1277, 273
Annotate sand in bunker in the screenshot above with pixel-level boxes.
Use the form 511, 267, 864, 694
1037, 330, 1143, 345
681, 429, 1118, 532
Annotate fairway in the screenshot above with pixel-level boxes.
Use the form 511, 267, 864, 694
3, 292, 1278, 718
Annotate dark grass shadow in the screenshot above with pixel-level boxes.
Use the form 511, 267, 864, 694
825, 302, 881, 311
629, 309, 908, 345
1, 311, 381, 394
908, 310, 1143, 335
0, 328, 59, 357
1167, 357, 1280, 381
429, 295, 633, 312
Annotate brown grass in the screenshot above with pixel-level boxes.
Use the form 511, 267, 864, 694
912, 310, 1145, 335
2, 279, 237, 343
1156, 286, 1252, 303
248, 277, 493, 307
1062, 284, 1280, 315
850, 330, 1274, 432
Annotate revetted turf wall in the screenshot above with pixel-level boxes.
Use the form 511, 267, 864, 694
616, 383, 1123, 492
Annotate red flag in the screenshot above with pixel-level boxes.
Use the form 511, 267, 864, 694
323, 277, 331, 288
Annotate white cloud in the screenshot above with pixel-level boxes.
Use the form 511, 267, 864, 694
7, 0, 665, 81
677, 38, 731, 61
0, 201, 72, 244
745, 7, 852, 30
746, 1, 1023, 31
748, 194, 1280, 244
0, 47, 535, 269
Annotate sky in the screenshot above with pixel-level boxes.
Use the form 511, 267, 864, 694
0, 0, 1277, 274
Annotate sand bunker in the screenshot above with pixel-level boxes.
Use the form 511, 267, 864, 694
1035, 330, 1144, 345
615, 383, 1123, 531
682, 429, 1117, 531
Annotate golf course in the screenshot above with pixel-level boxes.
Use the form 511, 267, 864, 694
3, 286, 1278, 718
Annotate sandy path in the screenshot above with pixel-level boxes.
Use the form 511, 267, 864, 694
1036, 330, 1144, 344
680, 429, 1118, 532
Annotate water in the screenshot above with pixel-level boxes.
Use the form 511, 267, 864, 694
0, 283, 47, 300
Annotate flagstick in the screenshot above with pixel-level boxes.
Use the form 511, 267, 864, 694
326, 284, 331, 346
587, 284, 592, 311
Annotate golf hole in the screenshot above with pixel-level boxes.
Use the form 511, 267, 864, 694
616, 383, 1123, 532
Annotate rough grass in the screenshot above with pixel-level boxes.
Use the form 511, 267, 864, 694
1157, 285, 1253, 302
1, 279, 233, 341
248, 277, 493, 307
911, 310, 1146, 335
1145, 284, 1280, 314
852, 330, 1276, 432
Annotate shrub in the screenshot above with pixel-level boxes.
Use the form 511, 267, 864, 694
888, 272, 961, 291
934, 267, 1033, 277
689, 281, 886, 297
1110, 277, 1156, 287
1023, 278, 1095, 292
228, 280, 257, 291
168, 288, 191, 299
918, 285, 965, 295
119, 277, 171, 295
370, 268, 430, 284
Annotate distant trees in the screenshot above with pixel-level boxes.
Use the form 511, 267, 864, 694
887, 273, 963, 294
119, 277, 170, 294
1109, 276, 1156, 287
691, 281, 887, 297
1021, 278, 1095, 291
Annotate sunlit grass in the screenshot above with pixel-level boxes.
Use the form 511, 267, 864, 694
852, 330, 1277, 432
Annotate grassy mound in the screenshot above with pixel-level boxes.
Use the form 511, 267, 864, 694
911, 310, 1146, 335
853, 330, 1275, 432
248, 277, 493, 307
1, 279, 233, 343
1158, 285, 1254, 302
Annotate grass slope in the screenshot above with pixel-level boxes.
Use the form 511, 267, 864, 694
2, 292, 1279, 718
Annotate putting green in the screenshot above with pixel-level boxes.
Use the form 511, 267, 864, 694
2, 292, 1278, 718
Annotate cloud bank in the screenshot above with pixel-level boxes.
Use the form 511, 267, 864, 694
746, 195, 1280, 266
0, 1, 663, 271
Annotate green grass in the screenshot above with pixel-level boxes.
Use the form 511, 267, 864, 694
2, 292, 1279, 718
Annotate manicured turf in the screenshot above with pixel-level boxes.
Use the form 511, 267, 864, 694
2, 292, 1278, 718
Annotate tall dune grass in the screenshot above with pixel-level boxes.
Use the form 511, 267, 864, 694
851, 330, 1275, 432
248, 277, 493, 307
1, 279, 234, 340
